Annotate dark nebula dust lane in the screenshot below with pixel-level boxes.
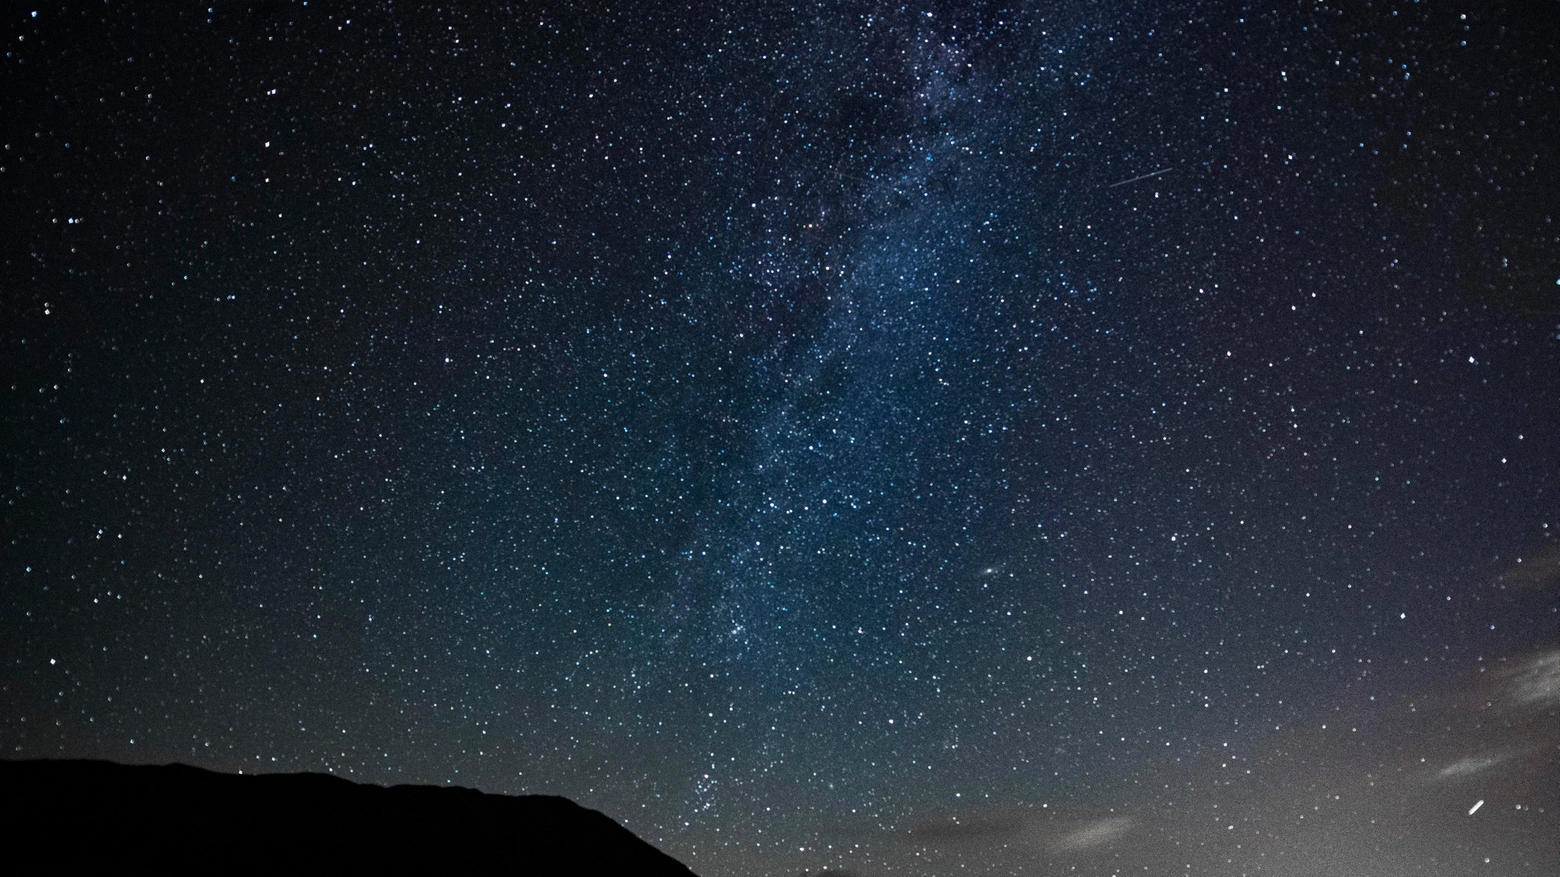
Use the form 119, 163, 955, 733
4, 3, 1558, 875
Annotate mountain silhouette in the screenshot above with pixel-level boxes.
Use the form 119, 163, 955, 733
1, 758, 697, 875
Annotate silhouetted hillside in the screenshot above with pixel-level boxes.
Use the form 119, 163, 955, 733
1, 759, 697, 875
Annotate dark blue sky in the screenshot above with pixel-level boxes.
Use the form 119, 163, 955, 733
5, 3, 1557, 874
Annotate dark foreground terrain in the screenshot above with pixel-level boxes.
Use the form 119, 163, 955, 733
1, 759, 697, 875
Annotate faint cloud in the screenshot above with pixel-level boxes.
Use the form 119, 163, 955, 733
1487, 539, 1560, 592
1504, 649, 1560, 708
1436, 751, 1515, 780
908, 807, 1134, 855
1052, 816, 1134, 852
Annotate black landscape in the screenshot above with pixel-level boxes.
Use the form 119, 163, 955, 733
1, 758, 697, 874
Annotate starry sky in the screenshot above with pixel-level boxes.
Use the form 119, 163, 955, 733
4, 2, 1558, 874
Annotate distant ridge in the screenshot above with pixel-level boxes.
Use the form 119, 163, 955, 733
1, 759, 698, 875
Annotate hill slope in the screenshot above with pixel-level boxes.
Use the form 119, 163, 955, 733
1, 759, 697, 875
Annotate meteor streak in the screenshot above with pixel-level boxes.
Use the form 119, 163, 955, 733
1106, 167, 1173, 188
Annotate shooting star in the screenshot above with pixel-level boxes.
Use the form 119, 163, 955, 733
1105, 167, 1173, 189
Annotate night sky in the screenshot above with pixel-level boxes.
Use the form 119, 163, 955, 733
4, 2, 1558, 874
